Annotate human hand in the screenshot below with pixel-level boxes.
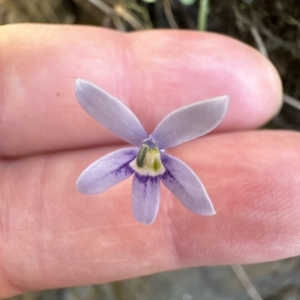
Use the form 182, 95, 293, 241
0, 24, 292, 297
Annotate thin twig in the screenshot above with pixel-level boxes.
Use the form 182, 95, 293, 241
43, 0, 60, 23
114, 4, 144, 30
85, 0, 144, 30
233, 4, 300, 59
85, 0, 112, 15
231, 265, 263, 300
2, 1, 29, 21
112, 13, 126, 31
251, 10, 300, 59
246, 10, 300, 111
283, 94, 300, 110
123, 2, 153, 29
163, 0, 178, 29
250, 26, 268, 58
197, 0, 209, 31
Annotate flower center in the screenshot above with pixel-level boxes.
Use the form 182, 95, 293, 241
130, 139, 165, 176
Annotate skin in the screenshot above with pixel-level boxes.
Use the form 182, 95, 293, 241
0, 24, 297, 297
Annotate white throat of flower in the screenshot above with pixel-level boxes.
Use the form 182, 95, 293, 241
130, 141, 166, 177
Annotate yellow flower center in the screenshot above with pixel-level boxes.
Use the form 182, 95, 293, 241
130, 144, 165, 176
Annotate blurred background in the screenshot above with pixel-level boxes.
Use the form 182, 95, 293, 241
2, 0, 300, 299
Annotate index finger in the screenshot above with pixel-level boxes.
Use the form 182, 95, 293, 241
0, 24, 282, 157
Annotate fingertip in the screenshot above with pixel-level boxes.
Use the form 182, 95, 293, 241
128, 30, 283, 131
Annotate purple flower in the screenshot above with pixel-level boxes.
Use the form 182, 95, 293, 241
75, 79, 229, 225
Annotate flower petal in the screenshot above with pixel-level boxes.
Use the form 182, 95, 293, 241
160, 152, 216, 215
76, 148, 138, 194
75, 79, 149, 146
152, 96, 229, 149
132, 174, 160, 225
